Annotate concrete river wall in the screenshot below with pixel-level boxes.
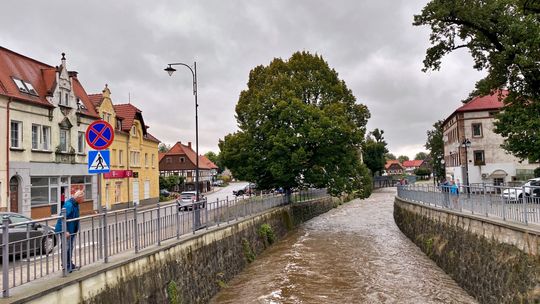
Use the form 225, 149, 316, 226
394, 197, 540, 304
12, 197, 335, 304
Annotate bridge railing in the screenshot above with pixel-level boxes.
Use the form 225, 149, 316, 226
397, 183, 540, 225
1, 188, 328, 297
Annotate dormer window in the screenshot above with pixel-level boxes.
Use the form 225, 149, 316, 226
12, 77, 38, 95
59, 90, 69, 106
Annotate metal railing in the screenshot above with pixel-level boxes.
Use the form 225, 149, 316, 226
397, 183, 540, 225
1, 188, 327, 297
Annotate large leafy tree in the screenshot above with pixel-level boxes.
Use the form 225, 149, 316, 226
425, 120, 445, 182
397, 155, 410, 163
362, 129, 388, 176
385, 153, 397, 160
204, 151, 224, 173
414, 0, 540, 161
219, 52, 371, 196
414, 152, 429, 160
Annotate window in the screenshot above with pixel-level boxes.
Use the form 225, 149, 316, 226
115, 182, 122, 204
166, 157, 172, 164
42, 126, 50, 150
31, 177, 60, 206
472, 123, 482, 137
116, 119, 122, 130
12, 77, 37, 95
180, 157, 185, 163
152, 154, 155, 168
32, 125, 39, 150
131, 126, 137, 137
59, 90, 69, 106
32, 125, 51, 150
145, 153, 148, 167
77, 132, 85, 153
473, 150, 485, 166
119, 150, 124, 166
10, 121, 22, 148
59, 129, 69, 152
130, 151, 140, 167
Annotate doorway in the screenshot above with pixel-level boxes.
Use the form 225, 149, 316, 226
9, 177, 19, 213
132, 181, 139, 206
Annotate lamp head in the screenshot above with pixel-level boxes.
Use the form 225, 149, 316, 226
164, 65, 176, 76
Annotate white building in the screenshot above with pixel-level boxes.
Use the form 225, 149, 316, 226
0, 48, 99, 218
442, 91, 538, 186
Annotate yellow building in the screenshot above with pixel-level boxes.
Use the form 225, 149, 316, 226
89, 86, 160, 209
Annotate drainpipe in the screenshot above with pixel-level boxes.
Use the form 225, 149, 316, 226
127, 134, 131, 207
5, 98, 13, 211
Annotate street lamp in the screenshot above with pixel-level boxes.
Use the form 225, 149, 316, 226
164, 62, 200, 201
461, 138, 471, 193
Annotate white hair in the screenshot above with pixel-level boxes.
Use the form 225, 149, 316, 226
73, 190, 85, 199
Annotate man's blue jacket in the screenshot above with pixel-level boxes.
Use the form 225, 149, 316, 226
54, 198, 80, 234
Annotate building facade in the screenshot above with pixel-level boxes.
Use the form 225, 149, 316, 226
443, 91, 538, 185
0, 48, 99, 218
90, 87, 160, 209
159, 142, 218, 192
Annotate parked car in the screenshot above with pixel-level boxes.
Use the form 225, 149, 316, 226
177, 191, 206, 211
212, 180, 224, 187
501, 178, 540, 202
0, 212, 57, 257
233, 183, 257, 196
160, 189, 170, 197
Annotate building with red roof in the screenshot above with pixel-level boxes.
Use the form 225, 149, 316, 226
90, 85, 161, 209
159, 141, 219, 192
384, 160, 404, 175
442, 90, 537, 185
0, 47, 100, 218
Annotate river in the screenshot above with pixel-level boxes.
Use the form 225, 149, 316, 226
210, 188, 477, 304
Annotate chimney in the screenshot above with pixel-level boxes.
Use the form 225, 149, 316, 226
188, 142, 192, 149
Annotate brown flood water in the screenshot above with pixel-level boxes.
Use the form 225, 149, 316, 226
210, 188, 477, 304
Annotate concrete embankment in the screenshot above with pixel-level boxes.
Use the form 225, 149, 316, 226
394, 197, 540, 304
6, 197, 335, 304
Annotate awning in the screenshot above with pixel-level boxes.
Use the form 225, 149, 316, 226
488, 169, 508, 179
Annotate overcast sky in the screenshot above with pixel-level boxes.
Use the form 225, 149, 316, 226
1, 0, 484, 159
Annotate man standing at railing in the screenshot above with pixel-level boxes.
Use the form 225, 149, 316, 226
55, 190, 83, 273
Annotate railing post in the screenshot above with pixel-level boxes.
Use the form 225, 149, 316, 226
216, 198, 220, 227
176, 201, 180, 239
483, 183, 488, 217
134, 204, 139, 253
226, 196, 230, 224
60, 208, 68, 277
3, 217, 10, 297
192, 203, 196, 234
522, 186, 528, 225
235, 196, 238, 221
205, 198, 209, 230
103, 207, 109, 263
157, 203, 161, 246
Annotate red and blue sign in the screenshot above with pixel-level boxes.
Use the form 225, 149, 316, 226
85, 120, 114, 150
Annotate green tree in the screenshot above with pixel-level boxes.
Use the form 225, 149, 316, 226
414, 152, 429, 160
362, 129, 388, 176
159, 175, 184, 191
414, 0, 540, 161
219, 51, 371, 196
397, 155, 409, 163
425, 120, 445, 182
385, 153, 397, 160
204, 151, 224, 173
414, 167, 432, 179
158, 143, 171, 153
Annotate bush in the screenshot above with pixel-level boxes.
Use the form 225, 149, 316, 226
535, 167, 540, 178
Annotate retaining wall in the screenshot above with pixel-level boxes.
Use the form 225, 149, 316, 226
394, 197, 540, 304
10, 197, 335, 304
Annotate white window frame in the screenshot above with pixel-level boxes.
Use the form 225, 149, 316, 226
32, 124, 39, 150
42, 126, 51, 150
10, 120, 22, 149
59, 129, 70, 152
145, 153, 148, 168
118, 150, 124, 166
77, 131, 85, 154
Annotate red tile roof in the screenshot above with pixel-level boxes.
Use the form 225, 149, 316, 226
113, 103, 141, 132
402, 160, 424, 168
0, 46, 99, 118
162, 142, 217, 169
88, 93, 103, 107
385, 160, 401, 170
456, 90, 507, 112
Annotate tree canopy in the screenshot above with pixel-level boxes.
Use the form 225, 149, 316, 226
397, 155, 410, 163
219, 51, 371, 196
414, 152, 429, 160
204, 151, 224, 173
425, 120, 445, 182
414, 0, 540, 161
362, 128, 388, 176
385, 153, 397, 160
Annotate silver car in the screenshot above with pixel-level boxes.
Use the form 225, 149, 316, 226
177, 191, 206, 211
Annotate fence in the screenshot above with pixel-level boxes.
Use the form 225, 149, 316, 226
1, 188, 328, 297
397, 183, 540, 226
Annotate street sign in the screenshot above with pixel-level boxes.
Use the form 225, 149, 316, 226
88, 150, 110, 174
85, 120, 114, 150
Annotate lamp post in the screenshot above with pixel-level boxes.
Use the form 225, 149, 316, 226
164, 62, 200, 201
462, 138, 471, 195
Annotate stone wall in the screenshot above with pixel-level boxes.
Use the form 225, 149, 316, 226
394, 197, 540, 304
18, 197, 334, 304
